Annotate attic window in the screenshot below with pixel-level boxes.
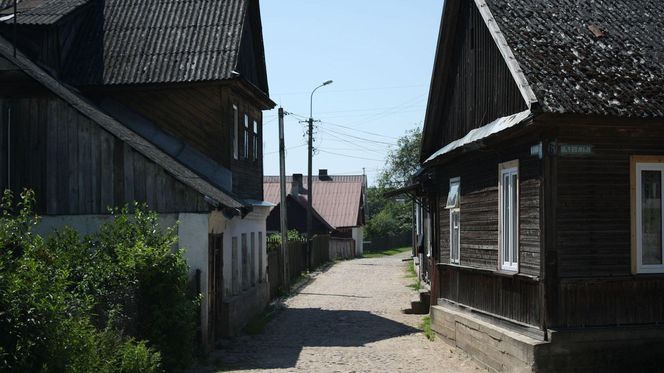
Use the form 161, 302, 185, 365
446, 178, 460, 209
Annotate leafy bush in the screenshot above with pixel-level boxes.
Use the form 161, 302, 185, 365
267, 230, 305, 252
0, 190, 198, 372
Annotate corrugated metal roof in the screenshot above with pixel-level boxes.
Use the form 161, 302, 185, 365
483, 0, 664, 117
264, 175, 366, 229
101, 0, 247, 85
0, 0, 88, 25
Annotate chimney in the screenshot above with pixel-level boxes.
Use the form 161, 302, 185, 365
319, 169, 330, 181
291, 173, 303, 196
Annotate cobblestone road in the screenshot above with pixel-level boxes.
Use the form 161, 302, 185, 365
202, 253, 484, 372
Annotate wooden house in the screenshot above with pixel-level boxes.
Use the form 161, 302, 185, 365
406, 0, 664, 371
264, 171, 367, 255
0, 0, 275, 348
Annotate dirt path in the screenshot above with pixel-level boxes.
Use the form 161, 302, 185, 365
201, 253, 484, 372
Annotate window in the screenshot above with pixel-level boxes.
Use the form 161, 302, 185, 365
243, 114, 250, 159
232, 105, 239, 160
241, 233, 248, 290
231, 237, 239, 295
446, 178, 461, 264
499, 161, 519, 272
253, 120, 259, 161
633, 157, 664, 273
250, 232, 256, 286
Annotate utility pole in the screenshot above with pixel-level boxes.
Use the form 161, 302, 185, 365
306, 116, 314, 272
306, 80, 333, 272
278, 108, 290, 292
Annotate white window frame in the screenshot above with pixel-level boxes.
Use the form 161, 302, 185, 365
232, 105, 239, 160
633, 158, 664, 274
499, 161, 519, 272
253, 120, 259, 161
243, 114, 250, 159
447, 177, 461, 265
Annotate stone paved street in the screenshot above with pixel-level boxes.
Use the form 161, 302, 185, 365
197, 252, 484, 373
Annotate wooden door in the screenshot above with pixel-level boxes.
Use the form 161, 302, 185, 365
208, 234, 224, 345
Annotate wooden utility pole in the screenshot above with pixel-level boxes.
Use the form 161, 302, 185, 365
278, 108, 290, 292
306, 116, 313, 272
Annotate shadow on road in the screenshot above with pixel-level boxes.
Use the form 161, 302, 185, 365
208, 308, 420, 371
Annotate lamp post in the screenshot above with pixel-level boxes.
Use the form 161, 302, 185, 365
307, 80, 333, 271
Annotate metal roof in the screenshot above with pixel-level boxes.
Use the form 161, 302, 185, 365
483, 0, 664, 117
264, 175, 366, 229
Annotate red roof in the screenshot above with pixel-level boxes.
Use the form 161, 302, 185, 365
264, 175, 366, 229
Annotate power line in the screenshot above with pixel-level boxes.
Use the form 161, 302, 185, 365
320, 126, 396, 145
317, 149, 386, 162
320, 120, 399, 140
270, 84, 428, 96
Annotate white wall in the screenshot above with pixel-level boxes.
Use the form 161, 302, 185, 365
213, 205, 271, 298
352, 227, 364, 256
177, 213, 210, 344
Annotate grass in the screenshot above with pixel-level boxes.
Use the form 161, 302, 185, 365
362, 246, 411, 258
419, 316, 435, 341
405, 260, 422, 291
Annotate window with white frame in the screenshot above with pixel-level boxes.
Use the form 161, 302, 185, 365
243, 114, 250, 159
446, 177, 461, 264
633, 158, 664, 273
232, 105, 239, 160
499, 161, 519, 272
253, 120, 259, 161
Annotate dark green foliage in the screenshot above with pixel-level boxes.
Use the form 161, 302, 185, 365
366, 127, 421, 245
0, 190, 197, 372
266, 230, 305, 252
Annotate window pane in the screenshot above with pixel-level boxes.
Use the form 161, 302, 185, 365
446, 182, 460, 208
503, 173, 511, 263
642, 170, 662, 265
511, 173, 518, 265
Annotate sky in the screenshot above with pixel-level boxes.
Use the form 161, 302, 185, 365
260, 1, 444, 186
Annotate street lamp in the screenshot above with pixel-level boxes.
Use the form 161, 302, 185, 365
307, 80, 333, 271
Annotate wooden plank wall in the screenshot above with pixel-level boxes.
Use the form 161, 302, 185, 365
424, 0, 527, 159
435, 141, 542, 276
109, 86, 231, 167
227, 88, 264, 201
544, 118, 664, 327
439, 265, 541, 326
0, 95, 209, 215
553, 120, 664, 277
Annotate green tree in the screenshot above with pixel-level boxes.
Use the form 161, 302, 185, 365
378, 127, 422, 189
366, 127, 422, 247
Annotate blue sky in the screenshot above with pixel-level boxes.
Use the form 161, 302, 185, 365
260, 1, 444, 186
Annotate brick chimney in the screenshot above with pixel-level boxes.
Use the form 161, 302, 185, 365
291, 173, 304, 196
319, 169, 330, 181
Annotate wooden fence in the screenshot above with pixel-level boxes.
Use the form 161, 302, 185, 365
329, 237, 355, 260
266, 235, 331, 299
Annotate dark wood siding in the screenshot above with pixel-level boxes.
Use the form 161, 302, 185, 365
439, 265, 541, 326
108, 86, 231, 167
542, 116, 664, 328
435, 140, 541, 276
227, 88, 263, 200
422, 0, 527, 160
551, 118, 664, 278
0, 95, 209, 214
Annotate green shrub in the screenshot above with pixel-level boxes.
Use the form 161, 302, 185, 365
0, 190, 197, 372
